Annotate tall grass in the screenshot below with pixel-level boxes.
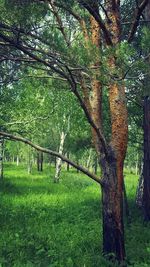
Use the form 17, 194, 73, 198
0, 163, 149, 267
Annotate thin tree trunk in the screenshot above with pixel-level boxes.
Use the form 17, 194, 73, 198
93, 155, 98, 175
123, 179, 130, 222
54, 131, 66, 183
16, 155, 19, 166
27, 147, 32, 174
135, 153, 139, 175
86, 148, 92, 169
40, 152, 43, 171
66, 152, 70, 171
37, 152, 43, 171
0, 137, 4, 180
37, 152, 40, 171
136, 163, 144, 207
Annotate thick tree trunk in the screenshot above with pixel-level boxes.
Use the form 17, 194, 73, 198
101, 155, 126, 262
54, 131, 66, 183
142, 96, 150, 221
141, 3, 150, 221
81, 3, 127, 262
0, 137, 4, 180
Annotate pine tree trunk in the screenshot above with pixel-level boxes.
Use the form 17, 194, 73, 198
0, 137, 4, 180
80, 3, 127, 263
54, 131, 66, 183
142, 96, 150, 221
101, 156, 126, 262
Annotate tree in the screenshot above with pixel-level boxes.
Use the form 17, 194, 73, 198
0, 0, 149, 263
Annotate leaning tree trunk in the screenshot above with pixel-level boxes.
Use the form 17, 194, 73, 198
54, 131, 66, 183
0, 137, 4, 180
142, 96, 150, 221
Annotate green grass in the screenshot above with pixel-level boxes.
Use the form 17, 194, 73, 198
0, 163, 149, 267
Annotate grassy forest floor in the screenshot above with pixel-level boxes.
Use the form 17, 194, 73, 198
0, 163, 149, 267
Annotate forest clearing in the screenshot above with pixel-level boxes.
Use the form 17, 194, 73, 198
0, 163, 149, 267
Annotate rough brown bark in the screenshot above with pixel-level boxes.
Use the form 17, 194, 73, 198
90, 16, 102, 154
136, 1, 150, 220
100, 152, 126, 262
80, 5, 128, 261
102, 1, 128, 261
143, 96, 150, 221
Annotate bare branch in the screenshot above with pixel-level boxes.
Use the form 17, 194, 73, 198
0, 131, 103, 185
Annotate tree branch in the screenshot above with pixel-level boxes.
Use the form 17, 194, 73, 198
0, 31, 70, 81
0, 131, 103, 185
78, 0, 112, 45
128, 0, 149, 43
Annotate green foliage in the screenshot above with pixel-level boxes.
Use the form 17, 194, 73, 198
2, 0, 47, 27
0, 164, 149, 266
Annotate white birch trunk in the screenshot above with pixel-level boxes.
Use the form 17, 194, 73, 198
17, 155, 19, 166
27, 147, 32, 174
54, 131, 66, 183
86, 148, 92, 169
